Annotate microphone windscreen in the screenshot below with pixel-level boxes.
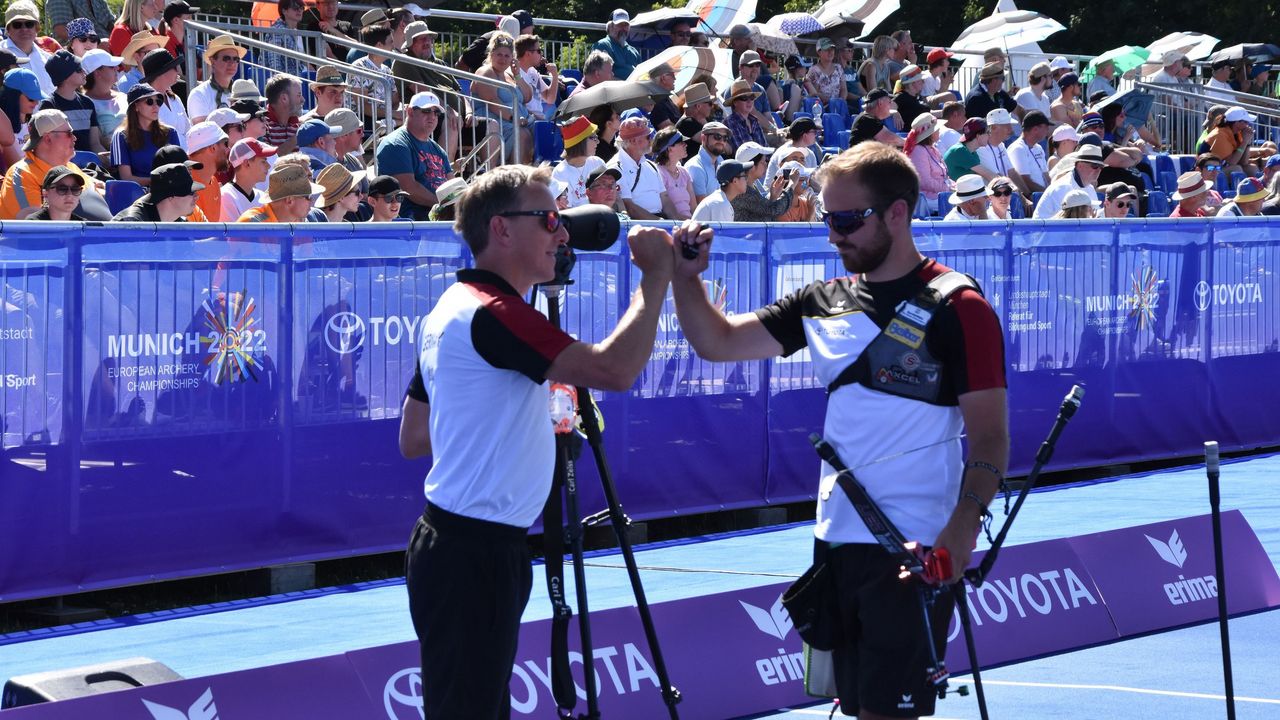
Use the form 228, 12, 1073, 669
560, 205, 621, 252
1204, 441, 1220, 474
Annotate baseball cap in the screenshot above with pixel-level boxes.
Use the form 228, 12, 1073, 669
784, 54, 812, 71
728, 24, 751, 39
961, 117, 988, 141
586, 165, 622, 188
816, 38, 835, 52
1021, 110, 1051, 129
610, 8, 630, 23
297, 119, 342, 147
45, 50, 82, 87
1265, 154, 1280, 169
206, 106, 250, 128
700, 121, 729, 135
0, 50, 29, 73
1052, 124, 1080, 143
739, 50, 763, 66
229, 138, 278, 168
865, 88, 890, 104
716, 160, 750, 185
618, 116, 652, 141
1102, 182, 1137, 201
163, 1, 198, 23
42, 164, 84, 189
408, 91, 443, 111
325, 108, 362, 136
1058, 72, 1080, 89
734, 141, 773, 162
3, 67, 44, 101
186, 120, 228, 154
367, 174, 409, 199
80, 48, 123, 75
1223, 106, 1258, 123
511, 9, 534, 29
152, 144, 199, 171
149, 163, 205, 202
926, 48, 953, 65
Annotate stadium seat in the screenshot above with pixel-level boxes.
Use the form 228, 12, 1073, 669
937, 191, 951, 209
827, 97, 850, 120
532, 120, 563, 164
882, 115, 898, 133
821, 113, 845, 144
1229, 171, 1245, 191
72, 150, 100, 168
1214, 173, 1228, 193
912, 195, 931, 219
1158, 171, 1178, 194
806, 97, 823, 117
1173, 154, 1196, 173
560, 69, 583, 82
1146, 190, 1170, 216
837, 130, 851, 149
1031, 191, 1043, 213
771, 111, 783, 128
793, 112, 813, 121
1009, 193, 1025, 219
1154, 154, 1177, 180
105, 180, 145, 215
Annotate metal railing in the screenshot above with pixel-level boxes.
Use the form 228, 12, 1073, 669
1131, 80, 1279, 155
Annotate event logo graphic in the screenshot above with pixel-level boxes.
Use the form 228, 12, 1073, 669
1146, 530, 1188, 568
199, 292, 262, 385
382, 667, 423, 720
740, 596, 792, 641
1127, 267, 1159, 329
141, 688, 217, 720
325, 311, 366, 354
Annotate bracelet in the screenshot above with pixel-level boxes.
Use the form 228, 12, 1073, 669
965, 460, 1003, 480
960, 490, 989, 517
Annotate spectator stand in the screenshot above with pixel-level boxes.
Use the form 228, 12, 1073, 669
1136, 80, 1280, 158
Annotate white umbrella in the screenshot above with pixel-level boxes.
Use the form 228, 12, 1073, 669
628, 8, 703, 41
629, 46, 733, 95
951, 10, 1066, 51
813, 0, 899, 37
746, 22, 797, 57
684, 0, 757, 37
1141, 31, 1220, 76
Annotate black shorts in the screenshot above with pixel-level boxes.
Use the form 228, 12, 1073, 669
829, 543, 955, 718
405, 504, 533, 720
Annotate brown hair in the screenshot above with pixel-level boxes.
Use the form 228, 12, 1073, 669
514, 34, 541, 58
814, 141, 919, 214
455, 165, 550, 255
123, 100, 172, 151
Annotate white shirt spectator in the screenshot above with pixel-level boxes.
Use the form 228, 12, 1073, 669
1204, 78, 1235, 104
763, 141, 817, 187
518, 65, 550, 120
936, 127, 961, 155
187, 81, 233, 124
159, 94, 191, 150
1008, 136, 1049, 188
551, 157, 604, 208
1014, 87, 1051, 117
1034, 171, 1094, 219
1, 40, 53, 96
977, 142, 1014, 178
220, 182, 266, 222
942, 205, 984, 221
610, 150, 665, 215
920, 73, 940, 98
691, 188, 734, 221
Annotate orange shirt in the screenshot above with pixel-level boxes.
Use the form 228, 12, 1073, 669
194, 175, 222, 222
0, 152, 93, 219
238, 203, 280, 222
1206, 127, 1242, 162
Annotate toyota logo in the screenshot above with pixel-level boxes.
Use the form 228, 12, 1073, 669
325, 311, 365, 354
383, 667, 424, 719
1194, 281, 1211, 312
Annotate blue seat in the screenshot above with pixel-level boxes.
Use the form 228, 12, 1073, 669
560, 69, 583, 82
532, 120, 562, 164
1158, 171, 1178, 194
827, 97, 850, 120
1214, 172, 1228, 193
1147, 190, 1170, 216
937, 191, 951, 209
1147, 212, 1169, 218
1173, 154, 1196, 173
1031, 191, 1043, 213
806, 97, 823, 117
72, 150, 100, 168
105, 180, 145, 216
1009, 192, 1026, 219
837, 129, 851, 149
821, 113, 845, 144
771, 111, 783, 128
1154, 154, 1177, 180
793, 112, 813, 121
882, 115, 898, 133
1229, 171, 1245, 191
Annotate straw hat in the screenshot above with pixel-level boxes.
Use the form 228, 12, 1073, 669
264, 163, 326, 203
317, 164, 365, 208
950, 174, 990, 204
121, 31, 162, 64
727, 79, 760, 103
203, 35, 247, 64
1171, 171, 1210, 201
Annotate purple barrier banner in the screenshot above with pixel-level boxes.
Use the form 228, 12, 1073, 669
1068, 510, 1280, 636
2, 654, 375, 719
4, 219, 1280, 602
5, 514, 1278, 719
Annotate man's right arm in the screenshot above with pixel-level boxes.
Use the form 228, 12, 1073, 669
669, 231, 784, 362
546, 226, 680, 391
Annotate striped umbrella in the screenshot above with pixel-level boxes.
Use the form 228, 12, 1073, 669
814, 0, 899, 37
629, 46, 733, 95
684, 0, 756, 37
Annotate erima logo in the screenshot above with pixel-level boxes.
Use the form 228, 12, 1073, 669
142, 688, 217, 720
1146, 530, 1188, 568
740, 596, 792, 640
898, 693, 915, 709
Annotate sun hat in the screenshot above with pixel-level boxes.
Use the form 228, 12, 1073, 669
1234, 177, 1268, 203
1060, 188, 1096, 210
316, 163, 365, 207
950, 174, 990, 204
433, 176, 468, 206
1172, 171, 1210, 201
202, 35, 247, 64
263, 163, 326, 202
559, 115, 598, 149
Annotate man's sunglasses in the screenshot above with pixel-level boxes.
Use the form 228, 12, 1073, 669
1113, 200, 1132, 209
822, 207, 878, 235
1202, 164, 1221, 172
703, 133, 730, 141
498, 209, 562, 233
8, 21, 37, 30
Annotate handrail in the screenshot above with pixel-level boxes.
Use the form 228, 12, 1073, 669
190, 19, 522, 169
1133, 80, 1280, 112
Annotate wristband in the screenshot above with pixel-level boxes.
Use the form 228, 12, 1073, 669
965, 460, 1003, 480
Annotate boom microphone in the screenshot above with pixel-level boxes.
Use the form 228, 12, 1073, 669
560, 204, 621, 252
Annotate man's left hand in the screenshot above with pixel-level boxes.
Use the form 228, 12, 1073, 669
931, 515, 979, 584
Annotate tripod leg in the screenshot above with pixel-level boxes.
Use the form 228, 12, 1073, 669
562, 439, 601, 718
576, 388, 682, 719
953, 584, 990, 720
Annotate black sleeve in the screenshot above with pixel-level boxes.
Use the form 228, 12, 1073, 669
405, 362, 428, 402
928, 289, 1007, 397
460, 33, 491, 71
470, 299, 576, 384
852, 114, 883, 142
754, 282, 814, 357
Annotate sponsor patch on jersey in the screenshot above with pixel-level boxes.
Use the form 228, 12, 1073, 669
885, 318, 924, 348
897, 302, 933, 326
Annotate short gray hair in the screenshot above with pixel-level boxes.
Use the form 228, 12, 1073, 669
583, 50, 613, 76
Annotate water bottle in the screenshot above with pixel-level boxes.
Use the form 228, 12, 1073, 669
549, 383, 577, 435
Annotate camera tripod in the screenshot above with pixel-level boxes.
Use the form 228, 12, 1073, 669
537, 276, 681, 720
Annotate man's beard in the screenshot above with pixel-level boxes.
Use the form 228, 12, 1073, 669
839, 217, 894, 274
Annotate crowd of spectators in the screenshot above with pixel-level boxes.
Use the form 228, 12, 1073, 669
0, 1, 1276, 223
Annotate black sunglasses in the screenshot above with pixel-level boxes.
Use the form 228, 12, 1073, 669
991, 188, 1013, 197
1113, 200, 1132, 208
50, 183, 83, 196
498, 209, 562, 233
822, 207, 878, 235
8, 20, 37, 30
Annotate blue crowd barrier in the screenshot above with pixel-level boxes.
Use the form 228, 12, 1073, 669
2, 218, 1279, 602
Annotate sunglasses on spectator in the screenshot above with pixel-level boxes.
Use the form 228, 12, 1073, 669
75, 35, 100, 43
498, 209, 561, 233
590, 179, 617, 191
216, 54, 241, 64
1202, 164, 1221, 172
8, 21, 37, 30
822, 207, 878, 235
50, 183, 83, 196
45, 129, 75, 138
1113, 200, 1132, 208
703, 133, 730, 141
370, 194, 402, 203
138, 97, 162, 107
991, 188, 1013, 197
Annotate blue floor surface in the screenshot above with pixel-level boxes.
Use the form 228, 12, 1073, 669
2, 453, 1278, 719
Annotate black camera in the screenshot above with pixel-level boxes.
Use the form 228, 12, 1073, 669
545, 205, 622, 287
